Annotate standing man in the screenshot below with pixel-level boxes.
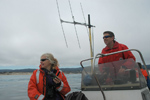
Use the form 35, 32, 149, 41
98, 31, 135, 64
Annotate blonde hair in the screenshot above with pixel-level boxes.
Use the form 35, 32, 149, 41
41, 53, 59, 69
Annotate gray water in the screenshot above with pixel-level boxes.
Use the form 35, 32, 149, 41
0, 74, 81, 100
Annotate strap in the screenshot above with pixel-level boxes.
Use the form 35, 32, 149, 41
57, 71, 60, 76
65, 91, 88, 100
56, 70, 63, 77
65, 93, 74, 100
76, 91, 84, 100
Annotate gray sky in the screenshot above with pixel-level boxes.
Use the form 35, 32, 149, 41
0, 0, 150, 69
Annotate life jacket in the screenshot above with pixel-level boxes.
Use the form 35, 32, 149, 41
28, 65, 71, 100
140, 69, 148, 80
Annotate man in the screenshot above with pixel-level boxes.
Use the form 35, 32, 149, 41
98, 31, 136, 83
98, 31, 135, 64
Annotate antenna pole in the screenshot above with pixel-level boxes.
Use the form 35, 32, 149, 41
88, 14, 94, 74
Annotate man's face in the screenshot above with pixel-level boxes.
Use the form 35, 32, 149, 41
103, 33, 114, 46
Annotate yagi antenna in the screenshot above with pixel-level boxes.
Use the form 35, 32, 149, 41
56, 0, 68, 47
68, 0, 81, 48
56, 0, 95, 48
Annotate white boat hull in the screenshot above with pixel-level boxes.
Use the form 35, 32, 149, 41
82, 87, 150, 100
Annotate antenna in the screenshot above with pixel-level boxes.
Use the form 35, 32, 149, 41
56, 0, 68, 47
80, 3, 89, 35
56, 0, 95, 48
80, 3, 94, 56
68, 0, 81, 48
56, 0, 96, 73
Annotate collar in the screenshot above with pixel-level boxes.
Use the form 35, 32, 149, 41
104, 41, 119, 51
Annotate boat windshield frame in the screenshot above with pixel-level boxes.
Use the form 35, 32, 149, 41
80, 49, 149, 91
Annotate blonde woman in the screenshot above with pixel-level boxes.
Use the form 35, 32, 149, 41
28, 53, 71, 100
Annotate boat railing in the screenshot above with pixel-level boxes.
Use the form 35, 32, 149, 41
93, 49, 150, 78
80, 49, 150, 79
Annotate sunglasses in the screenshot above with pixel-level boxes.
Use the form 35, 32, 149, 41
40, 59, 48, 62
103, 35, 112, 39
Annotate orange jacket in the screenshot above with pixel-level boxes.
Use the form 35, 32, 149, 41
141, 69, 148, 80
28, 65, 71, 100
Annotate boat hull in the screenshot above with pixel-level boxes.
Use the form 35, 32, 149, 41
82, 87, 150, 100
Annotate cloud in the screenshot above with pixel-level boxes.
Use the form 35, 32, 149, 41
0, 0, 150, 69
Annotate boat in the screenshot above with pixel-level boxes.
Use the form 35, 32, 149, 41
80, 49, 150, 100
55, 1, 150, 99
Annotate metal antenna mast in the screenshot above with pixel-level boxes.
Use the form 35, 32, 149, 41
56, 0, 95, 70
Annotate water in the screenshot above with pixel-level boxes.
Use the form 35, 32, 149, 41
0, 74, 81, 100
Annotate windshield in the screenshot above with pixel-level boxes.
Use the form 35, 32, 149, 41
81, 58, 147, 91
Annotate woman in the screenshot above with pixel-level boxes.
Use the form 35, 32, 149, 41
28, 53, 71, 100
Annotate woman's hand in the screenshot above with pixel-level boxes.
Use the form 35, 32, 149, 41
53, 76, 61, 87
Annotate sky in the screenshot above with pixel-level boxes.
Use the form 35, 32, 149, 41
0, 0, 150, 69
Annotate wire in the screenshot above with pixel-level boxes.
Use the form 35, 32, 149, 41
56, 0, 68, 48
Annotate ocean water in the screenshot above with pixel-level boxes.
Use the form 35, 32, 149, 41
0, 74, 81, 100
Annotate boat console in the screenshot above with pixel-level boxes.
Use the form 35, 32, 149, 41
80, 49, 150, 100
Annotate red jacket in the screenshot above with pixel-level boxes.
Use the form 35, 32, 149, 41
28, 65, 71, 100
98, 42, 136, 74
98, 41, 135, 64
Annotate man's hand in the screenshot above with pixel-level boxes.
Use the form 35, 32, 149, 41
118, 66, 126, 75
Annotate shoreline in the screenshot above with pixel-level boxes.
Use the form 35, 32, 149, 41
0, 72, 81, 75
0, 72, 33, 75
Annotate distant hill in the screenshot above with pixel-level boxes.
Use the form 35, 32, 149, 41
142, 65, 150, 69
0, 64, 150, 74
0, 67, 83, 74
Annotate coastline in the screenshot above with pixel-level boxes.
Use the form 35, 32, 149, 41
0, 72, 81, 75
0, 72, 33, 75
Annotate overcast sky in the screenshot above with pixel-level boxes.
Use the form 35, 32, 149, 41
0, 0, 150, 69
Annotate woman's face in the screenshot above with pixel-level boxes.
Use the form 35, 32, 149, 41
40, 55, 51, 70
